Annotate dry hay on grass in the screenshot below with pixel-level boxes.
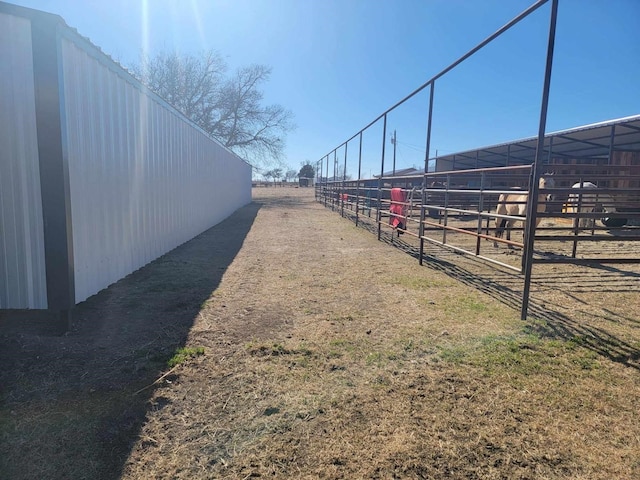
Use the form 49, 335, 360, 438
2, 187, 639, 480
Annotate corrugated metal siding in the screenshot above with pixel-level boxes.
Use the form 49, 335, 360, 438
0, 13, 48, 309
60, 38, 251, 304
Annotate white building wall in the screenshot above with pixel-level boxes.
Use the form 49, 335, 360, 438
0, 13, 48, 309
60, 37, 251, 304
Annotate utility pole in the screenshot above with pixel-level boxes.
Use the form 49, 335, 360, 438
391, 129, 397, 176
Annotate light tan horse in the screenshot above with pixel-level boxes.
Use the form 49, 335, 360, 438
493, 174, 555, 248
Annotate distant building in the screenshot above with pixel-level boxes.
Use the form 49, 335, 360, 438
299, 177, 314, 187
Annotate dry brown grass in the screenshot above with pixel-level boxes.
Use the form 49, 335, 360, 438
1, 187, 639, 480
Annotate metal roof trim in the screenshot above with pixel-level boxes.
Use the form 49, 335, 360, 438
435, 114, 640, 164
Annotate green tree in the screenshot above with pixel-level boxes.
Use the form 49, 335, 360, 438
298, 161, 315, 179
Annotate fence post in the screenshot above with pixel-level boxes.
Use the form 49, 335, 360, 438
420, 81, 435, 265
521, 0, 558, 320
377, 114, 387, 241
476, 171, 486, 255
356, 133, 363, 226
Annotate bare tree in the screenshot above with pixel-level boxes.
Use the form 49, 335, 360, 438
262, 169, 274, 184
263, 168, 283, 186
132, 51, 294, 166
284, 169, 297, 183
272, 168, 283, 185
214, 65, 294, 162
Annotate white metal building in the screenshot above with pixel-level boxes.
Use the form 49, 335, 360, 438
0, 2, 252, 324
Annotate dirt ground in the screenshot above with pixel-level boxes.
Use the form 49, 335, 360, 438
1, 187, 639, 480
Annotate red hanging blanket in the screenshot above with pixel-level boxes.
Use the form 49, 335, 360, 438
389, 188, 407, 229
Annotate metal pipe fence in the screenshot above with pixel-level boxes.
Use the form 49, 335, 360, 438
316, 164, 640, 319
313, 0, 640, 319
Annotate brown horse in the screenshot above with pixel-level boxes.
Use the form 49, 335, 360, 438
494, 174, 555, 248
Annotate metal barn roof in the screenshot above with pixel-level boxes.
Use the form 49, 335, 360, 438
434, 115, 640, 171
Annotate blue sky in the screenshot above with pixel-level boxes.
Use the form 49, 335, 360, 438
9, 0, 640, 178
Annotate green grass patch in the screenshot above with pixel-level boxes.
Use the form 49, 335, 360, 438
328, 338, 357, 356
438, 333, 601, 376
366, 351, 384, 366
388, 275, 450, 290
438, 345, 468, 364
443, 294, 488, 314
327, 314, 357, 324
167, 346, 205, 367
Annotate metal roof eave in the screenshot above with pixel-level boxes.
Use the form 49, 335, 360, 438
434, 114, 640, 168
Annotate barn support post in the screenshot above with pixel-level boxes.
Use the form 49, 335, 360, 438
475, 171, 486, 255
420, 81, 435, 266
521, 0, 558, 321
377, 114, 387, 241
31, 13, 75, 332
356, 132, 363, 226
607, 124, 616, 165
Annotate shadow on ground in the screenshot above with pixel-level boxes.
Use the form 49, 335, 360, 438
0, 202, 260, 480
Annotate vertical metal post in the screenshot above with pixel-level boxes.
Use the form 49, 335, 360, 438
475, 171, 486, 255
332, 150, 338, 210
521, 0, 558, 321
443, 174, 451, 245
31, 15, 75, 331
571, 178, 585, 258
356, 132, 363, 226
315, 160, 318, 200
341, 143, 348, 217
325, 155, 329, 207
377, 114, 387, 241
420, 82, 435, 265
607, 124, 616, 188
392, 129, 397, 176
607, 124, 616, 164
544, 138, 554, 217
506, 144, 511, 167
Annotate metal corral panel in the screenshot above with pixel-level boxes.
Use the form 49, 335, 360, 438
60, 38, 251, 304
0, 13, 48, 309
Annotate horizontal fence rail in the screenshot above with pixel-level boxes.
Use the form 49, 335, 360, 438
316, 165, 640, 271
